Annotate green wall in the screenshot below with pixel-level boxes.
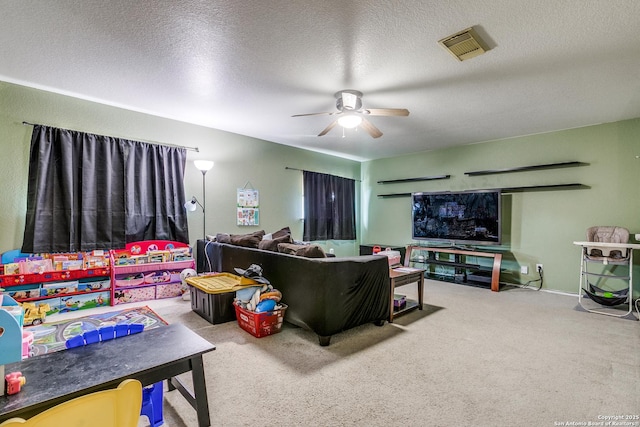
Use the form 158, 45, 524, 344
361, 119, 640, 294
2, 80, 639, 295
0, 81, 361, 257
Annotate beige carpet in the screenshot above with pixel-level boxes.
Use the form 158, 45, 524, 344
139, 280, 640, 427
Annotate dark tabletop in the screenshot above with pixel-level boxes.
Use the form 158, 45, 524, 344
0, 322, 215, 420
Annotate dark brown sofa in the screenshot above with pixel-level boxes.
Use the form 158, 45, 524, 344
196, 240, 391, 346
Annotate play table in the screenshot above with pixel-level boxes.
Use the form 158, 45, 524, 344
0, 323, 215, 426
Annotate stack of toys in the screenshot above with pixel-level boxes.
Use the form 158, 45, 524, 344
231, 264, 287, 338
235, 284, 283, 313
232, 264, 284, 313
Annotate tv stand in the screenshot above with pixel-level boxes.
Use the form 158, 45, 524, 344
405, 245, 502, 292
448, 244, 474, 251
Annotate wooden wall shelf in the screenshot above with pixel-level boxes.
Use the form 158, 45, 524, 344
378, 193, 413, 198
377, 175, 450, 185
465, 161, 588, 176
377, 183, 589, 198
499, 183, 589, 192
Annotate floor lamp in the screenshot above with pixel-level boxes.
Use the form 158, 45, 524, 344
185, 160, 214, 239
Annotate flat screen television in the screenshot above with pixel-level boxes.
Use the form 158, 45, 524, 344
411, 190, 501, 246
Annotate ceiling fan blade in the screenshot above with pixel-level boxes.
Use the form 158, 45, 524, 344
361, 118, 383, 138
318, 120, 338, 136
364, 108, 410, 117
292, 112, 333, 117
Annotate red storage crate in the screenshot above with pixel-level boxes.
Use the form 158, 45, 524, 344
234, 303, 287, 338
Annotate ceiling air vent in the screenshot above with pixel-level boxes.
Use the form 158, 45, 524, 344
438, 27, 489, 61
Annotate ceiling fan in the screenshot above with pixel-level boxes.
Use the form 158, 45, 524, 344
292, 89, 409, 138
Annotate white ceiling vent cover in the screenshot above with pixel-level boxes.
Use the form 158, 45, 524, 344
438, 27, 489, 61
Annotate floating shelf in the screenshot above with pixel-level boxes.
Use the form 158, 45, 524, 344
377, 183, 589, 198
499, 183, 590, 192
377, 175, 450, 184
378, 193, 413, 198
465, 161, 588, 176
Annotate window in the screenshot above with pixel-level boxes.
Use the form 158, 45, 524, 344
302, 171, 356, 241
21, 125, 189, 252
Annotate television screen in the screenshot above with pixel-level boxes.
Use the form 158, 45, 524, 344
411, 190, 501, 245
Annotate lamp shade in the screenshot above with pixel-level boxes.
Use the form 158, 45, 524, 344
337, 115, 362, 129
184, 198, 198, 212
194, 160, 214, 171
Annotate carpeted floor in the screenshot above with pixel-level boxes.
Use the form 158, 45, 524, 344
132, 279, 640, 427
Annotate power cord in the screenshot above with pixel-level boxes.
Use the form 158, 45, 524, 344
521, 265, 544, 291
203, 239, 214, 273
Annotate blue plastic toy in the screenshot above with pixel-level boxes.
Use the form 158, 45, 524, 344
65, 323, 145, 349
255, 299, 276, 313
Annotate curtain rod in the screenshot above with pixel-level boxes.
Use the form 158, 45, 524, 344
22, 121, 199, 152
285, 166, 361, 182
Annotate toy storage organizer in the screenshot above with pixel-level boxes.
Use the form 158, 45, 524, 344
0, 296, 24, 396
110, 240, 195, 305
0, 251, 111, 316
1, 240, 195, 313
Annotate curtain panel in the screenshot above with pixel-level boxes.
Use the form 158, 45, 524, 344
303, 171, 356, 241
22, 125, 189, 253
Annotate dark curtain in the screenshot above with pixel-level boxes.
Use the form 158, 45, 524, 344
122, 140, 188, 242
22, 125, 188, 253
303, 171, 356, 241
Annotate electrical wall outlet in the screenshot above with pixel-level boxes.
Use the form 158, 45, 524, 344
520, 265, 528, 274
536, 264, 543, 272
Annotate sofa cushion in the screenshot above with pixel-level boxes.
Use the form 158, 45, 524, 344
217, 230, 265, 248
215, 233, 231, 243
258, 233, 293, 252
272, 226, 292, 239
277, 243, 326, 258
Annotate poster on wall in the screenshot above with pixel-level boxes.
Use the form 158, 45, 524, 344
237, 186, 259, 226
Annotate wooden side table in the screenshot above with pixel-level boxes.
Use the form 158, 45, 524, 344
389, 267, 425, 322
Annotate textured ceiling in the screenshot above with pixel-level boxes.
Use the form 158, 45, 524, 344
2, 1, 640, 161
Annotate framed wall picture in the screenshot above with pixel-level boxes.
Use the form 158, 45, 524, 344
237, 186, 259, 226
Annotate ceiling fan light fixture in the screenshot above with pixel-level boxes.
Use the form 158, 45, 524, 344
338, 115, 362, 129
335, 89, 363, 111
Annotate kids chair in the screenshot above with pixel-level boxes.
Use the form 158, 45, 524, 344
577, 226, 634, 318
0, 379, 142, 427
140, 381, 165, 427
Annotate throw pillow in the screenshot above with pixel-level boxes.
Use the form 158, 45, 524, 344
272, 226, 292, 239
216, 233, 231, 244
258, 234, 293, 252
229, 230, 266, 248
277, 243, 326, 258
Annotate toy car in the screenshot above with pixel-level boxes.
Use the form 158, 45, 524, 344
21, 302, 50, 326
5, 372, 26, 395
